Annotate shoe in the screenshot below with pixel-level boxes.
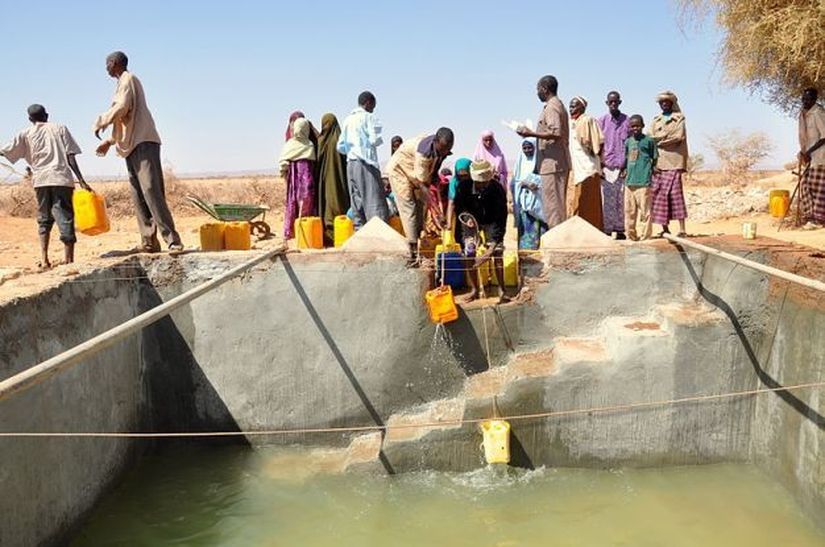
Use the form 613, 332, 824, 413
615, 232, 627, 241
802, 222, 823, 231
676, 232, 688, 238
169, 243, 184, 252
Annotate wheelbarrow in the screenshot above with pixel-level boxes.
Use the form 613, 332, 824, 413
187, 194, 271, 238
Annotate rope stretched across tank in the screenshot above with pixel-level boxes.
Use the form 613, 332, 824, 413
1, 379, 823, 438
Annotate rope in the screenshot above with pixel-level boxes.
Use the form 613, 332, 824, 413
2, 379, 822, 439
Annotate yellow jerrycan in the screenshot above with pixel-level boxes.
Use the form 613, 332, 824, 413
224, 221, 251, 250
333, 215, 354, 247
295, 217, 324, 249
480, 419, 511, 464
425, 285, 459, 324
73, 189, 110, 236
199, 222, 225, 251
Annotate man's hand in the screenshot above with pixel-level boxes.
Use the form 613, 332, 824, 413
516, 126, 533, 138
79, 180, 92, 192
653, 167, 662, 176
619, 170, 627, 179
799, 151, 811, 165
96, 141, 113, 157
524, 182, 538, 191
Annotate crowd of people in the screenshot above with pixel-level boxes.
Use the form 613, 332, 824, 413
1, 51, 824, 274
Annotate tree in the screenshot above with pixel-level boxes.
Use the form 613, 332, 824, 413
706, 130, 773, 182
678, 0, 825, 113
685, 153, 705, 181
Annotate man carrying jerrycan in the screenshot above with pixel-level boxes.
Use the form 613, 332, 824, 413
0, 104, 92, 270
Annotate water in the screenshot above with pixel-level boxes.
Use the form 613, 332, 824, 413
72, 445, 825, 547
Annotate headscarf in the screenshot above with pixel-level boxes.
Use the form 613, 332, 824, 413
473, 130, 508, 186
316, 113, 349, 243
448, 158, 472, 202
279, 118, 315, 173
285, 111, 304, 141
511, 138, 544, 222
572, 96, 588, 109
655, 91, 682, 113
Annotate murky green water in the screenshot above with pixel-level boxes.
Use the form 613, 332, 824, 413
72, 445, 825, 547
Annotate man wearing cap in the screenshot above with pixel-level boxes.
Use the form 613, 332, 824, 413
1, 104, 91, 269
385, 127, 454, 267
798, 87, 825, 229
517, 74, 570, 229
453, 159, 509, 303
650, 90, 689, 237
93, 50, 183, 252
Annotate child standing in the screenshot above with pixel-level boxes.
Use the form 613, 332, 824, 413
0, 104, 91, 270
622, 115, 657, 240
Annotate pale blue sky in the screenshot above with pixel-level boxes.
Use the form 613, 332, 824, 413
0, 0, 799, 178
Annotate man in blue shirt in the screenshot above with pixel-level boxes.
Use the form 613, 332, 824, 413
337, 91, 390, 229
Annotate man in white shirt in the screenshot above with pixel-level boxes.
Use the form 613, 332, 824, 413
337, 91, 389, 229
93, 51, 182, 252
0, 104, 91, 269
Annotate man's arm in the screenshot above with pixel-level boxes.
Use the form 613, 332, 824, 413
67, 154, 91, 191
93, 78, 132, 137
654, 117, 685, 147
367, 113, 384, 148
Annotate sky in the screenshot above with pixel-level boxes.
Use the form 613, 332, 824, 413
0, 0, 801, 179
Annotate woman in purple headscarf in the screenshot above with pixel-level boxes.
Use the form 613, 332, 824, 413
473, 130, 509, 189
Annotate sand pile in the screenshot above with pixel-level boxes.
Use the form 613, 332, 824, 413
539, 216, 618, 250
341, 217, 409, 254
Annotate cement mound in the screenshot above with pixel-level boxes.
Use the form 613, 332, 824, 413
341, 217, 409, 254
540, 216, 618, 250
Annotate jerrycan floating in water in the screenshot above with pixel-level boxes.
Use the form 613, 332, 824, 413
73, 189, 110, 236
480, 419, 511, 464
490, 249, 519, 287
769, 189, 790, 218
199, 222, 225, 251
333, 215, 354, 247
425, 285, 459, 324
295, 217, 324, 249
224, 221, 251, 250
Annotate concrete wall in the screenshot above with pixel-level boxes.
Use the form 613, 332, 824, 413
0, 266, 147, 547
1, 240, 824, 543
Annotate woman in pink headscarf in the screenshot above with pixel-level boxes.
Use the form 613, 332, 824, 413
473, 130, 508, 188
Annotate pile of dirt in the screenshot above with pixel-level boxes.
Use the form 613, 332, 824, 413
540, 216, 618, 250
341, 217, 408, 254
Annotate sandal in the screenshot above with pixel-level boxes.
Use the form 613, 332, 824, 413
35, 261, 52, 273
676, 232, 688, 238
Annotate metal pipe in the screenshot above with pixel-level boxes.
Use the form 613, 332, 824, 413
664, 234, 825, 293
0, 247, 286, 402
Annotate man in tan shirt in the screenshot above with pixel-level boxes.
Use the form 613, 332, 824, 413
798, 87, 825, 228
649, 90, 689, 237
93, 51, 182, 252
386, 128, 454, 267
517, 75, 570, 228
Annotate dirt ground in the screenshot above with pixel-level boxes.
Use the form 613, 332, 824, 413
1, 171, 823, 300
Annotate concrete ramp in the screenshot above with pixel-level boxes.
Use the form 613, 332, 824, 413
341, 217, 409, 254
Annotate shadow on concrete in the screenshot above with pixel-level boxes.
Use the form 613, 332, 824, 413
676, 246, 825, 431
509, 430, 535, 470
279, 255, 396, 474
445, 309, 491, 376
139, 282, 249, 445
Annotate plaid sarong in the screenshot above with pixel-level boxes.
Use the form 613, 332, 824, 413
650, 169, 687, 224
800, 165, 825, 225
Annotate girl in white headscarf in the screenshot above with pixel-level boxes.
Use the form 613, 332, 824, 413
278, 117, 317, 239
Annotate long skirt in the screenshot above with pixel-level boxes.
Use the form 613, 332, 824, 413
650, 169, 687, 225
601, 167, 625, 234
570, 174, 604, 231
518, 210, 547, 250
284, 159, 316, 239
800, 165, 825, 225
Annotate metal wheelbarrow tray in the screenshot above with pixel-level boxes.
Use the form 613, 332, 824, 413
187, 194, 271, 238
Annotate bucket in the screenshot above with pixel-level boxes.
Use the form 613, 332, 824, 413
480, 420, 511, 464
333, 215, 354, 247
742, 222, 757, 240
769, 189, 790, 218
295, 217, 324, 249
424, 285, 459, 324
199, 222, 225, 251
224, 221, 251, 250
72, 189, 110, 236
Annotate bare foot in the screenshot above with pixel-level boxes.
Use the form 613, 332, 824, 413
460, 290, 479, 303
498, 294, 512, 305
36, 261, 52, 273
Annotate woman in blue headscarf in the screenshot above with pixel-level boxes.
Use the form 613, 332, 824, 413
510, 139, 547, 249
